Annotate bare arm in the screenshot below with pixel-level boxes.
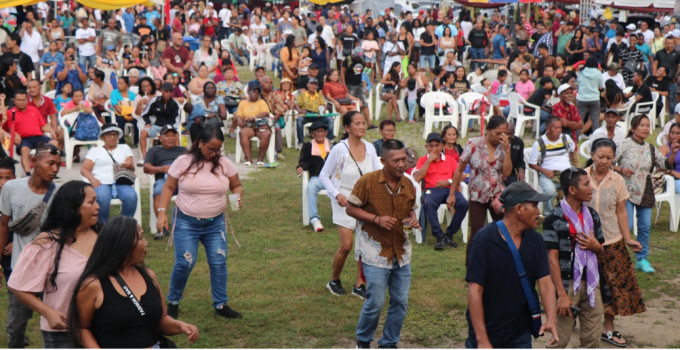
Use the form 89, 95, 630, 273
468, 282, 492, 348
75, 278, 102, 348
148, 270, 199, 342
80, 159, 101, 187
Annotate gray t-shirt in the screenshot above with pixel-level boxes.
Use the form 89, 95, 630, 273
0, 178, 58, 268
145, 145, 187, 181
291, 26, 307, 47
276, 19, 292, 35
100, 28, 122, 50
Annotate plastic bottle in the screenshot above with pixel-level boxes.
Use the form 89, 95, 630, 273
112, 184, 118, 199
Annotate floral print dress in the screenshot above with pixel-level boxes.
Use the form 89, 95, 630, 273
460, 136, 506, 203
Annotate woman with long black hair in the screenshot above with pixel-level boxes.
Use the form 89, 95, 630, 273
69, 216, 199, 348
311, 36, 330, 83
565, 28, 586, 64
156, 125, 244, 319
0, 57, 24, 107
8, 181, 100, 348
280, 35, 300, 84
379, 62, 403, 121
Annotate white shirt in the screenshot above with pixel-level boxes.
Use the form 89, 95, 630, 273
219, 8, 232, 27
250, 23, 267, 42
308, 33, 318, 49
461, 21, 473, 41
19, 30, 43, 63
602, 72, 626, 91
75, 27, 97, 57
36, 2, 49, 20
591, 125, 626, 146
382, 41, 405, 77
321, 25, 335, 47
529, 134, 576, 172
85, 145, 134, 185
638, 29, 654, 46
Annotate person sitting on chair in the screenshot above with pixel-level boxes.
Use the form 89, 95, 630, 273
413, 132, 469, 251
296, 121, 333, 233
294, 77, 335, 148
528, 116, 576, 214
140, 82, 181, 166
235, 81, 273, 167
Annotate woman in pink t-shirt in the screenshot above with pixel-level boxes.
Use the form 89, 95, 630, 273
156, 125, 244, 320
8, 181, 99, 348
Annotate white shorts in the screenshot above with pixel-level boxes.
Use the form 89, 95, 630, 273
332, 200, 357, 230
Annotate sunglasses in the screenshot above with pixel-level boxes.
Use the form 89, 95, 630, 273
565, 166, 580, 181
36, 148, 60, 155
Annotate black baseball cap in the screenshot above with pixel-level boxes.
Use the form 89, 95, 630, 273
309, 63, 319, 70
307, 77, 319, 84
426, 132, 443, 143
500, 182, 553, 208
161, 82, 174, 91
160, 124, 178, 134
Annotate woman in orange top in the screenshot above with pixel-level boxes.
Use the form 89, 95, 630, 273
280, 36, 300, 85
322, 69, 359, 115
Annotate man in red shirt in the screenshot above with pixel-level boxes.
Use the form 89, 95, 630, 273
203, 8, 219, 37
27, 80, 63, 151
551, 84, 583, 166
7, 91, 58, 175
162, 33, 192, 82
413, 133, 469, 251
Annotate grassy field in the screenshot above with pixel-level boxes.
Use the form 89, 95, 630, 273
0, 68, 678, 348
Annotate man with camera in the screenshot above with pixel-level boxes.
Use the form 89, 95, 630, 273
54, 46, 87, 95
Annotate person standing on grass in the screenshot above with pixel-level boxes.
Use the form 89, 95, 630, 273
320, 111, 382, 299
155, 125, 243, 320
8, 181, 100, 348
584, 139, 645, 348
466, 182, 558, 348
0, 143, 61, 348
346, 139, 419, 349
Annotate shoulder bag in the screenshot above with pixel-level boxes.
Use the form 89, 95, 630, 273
106, 150, 137, 186
8, 182, 56, 237
496, 220, 543, 339
112, 271, 177, 348
343, 142, 364, 176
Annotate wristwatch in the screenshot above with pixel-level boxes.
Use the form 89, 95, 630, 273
448, 179, 453, 184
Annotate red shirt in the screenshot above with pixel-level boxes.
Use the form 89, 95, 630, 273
415, 153, 458, 189
28, 95, 57, 125
203, 16, 218, 36
162, 45, 191, 70
443, 147, 460, 163
551, 101, 582, 150
8, 105, 46, 138
172, 17, 182, 34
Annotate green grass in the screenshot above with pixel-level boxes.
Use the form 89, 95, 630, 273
0, 68, 678, 348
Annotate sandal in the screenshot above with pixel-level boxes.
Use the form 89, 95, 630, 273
243, 161, 252, 167
257, 161, 265, 167
136, 160, 144, 167
601, 331, 626, 347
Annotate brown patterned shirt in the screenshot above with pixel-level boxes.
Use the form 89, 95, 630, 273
262, 90, 287, 118
348, 170, 417, 269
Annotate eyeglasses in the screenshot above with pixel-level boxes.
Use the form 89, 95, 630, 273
205, 146, 222, 155
103, 133, 118, 138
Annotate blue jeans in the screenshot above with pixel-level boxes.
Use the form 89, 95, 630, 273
419, 55, 435, 70
670, 80, 678, 114
407, 100, 417, 121
296, 116, 334, 144
78, 54, 96, 70
219, 26, 231, 41
230, 48, 250, 66
307, 176, 325, 222
469, 48, 486, 70
538, 110, 551, 134
626, 201, 652, 261
168, 208, 228, 307
41, 331, 70, 348
94, 184, 138, 223
465, 331, 532, 348
675, 179, 680, 194
356, 261, 411, 347
538, 173, 558, 214
116, 115, 139, 145
422, 188, 468, 238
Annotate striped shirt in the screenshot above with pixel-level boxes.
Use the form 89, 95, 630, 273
528, 134, 575, 172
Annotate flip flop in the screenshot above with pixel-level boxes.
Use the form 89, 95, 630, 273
602, 331, 627, 348
243, 161, 252, 167
257, 161, 266, 167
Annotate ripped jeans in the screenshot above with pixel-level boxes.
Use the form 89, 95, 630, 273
167, 208, 229, 308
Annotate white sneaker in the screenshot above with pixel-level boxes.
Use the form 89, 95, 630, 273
311, 218, 324, 232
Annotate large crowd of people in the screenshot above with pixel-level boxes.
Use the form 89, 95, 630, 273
0, 1, 679, 349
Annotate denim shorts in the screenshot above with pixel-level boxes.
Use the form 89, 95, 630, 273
153, 177, 179, 197
145, 125, 163, 138
17, 135, 52, 154
364, 55, 377, 64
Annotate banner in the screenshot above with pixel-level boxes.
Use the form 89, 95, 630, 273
4, 0, 155, 11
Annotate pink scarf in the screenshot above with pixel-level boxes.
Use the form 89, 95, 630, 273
311, 139, 330, 157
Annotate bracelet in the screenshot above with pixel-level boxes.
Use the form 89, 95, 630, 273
157, 208, 166, 212
372, 215, 378, 225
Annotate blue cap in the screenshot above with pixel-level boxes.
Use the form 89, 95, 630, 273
247, 80, 261, 91
106, 45, 115, 51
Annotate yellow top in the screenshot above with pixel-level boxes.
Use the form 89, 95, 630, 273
296, 90, 325, 113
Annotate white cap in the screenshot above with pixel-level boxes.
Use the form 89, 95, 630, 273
674, 103, 680, 115
207, 1, 213, 6
672, 29, 680, 38
557, 83, 573, 95
626, 23, 636, 30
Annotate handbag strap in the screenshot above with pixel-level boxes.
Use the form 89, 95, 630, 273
112, 271, 161, 341
43, 182, 56, 204
106, 149, 120, 165
496, 220, 541, 315
343, 142, 364, 176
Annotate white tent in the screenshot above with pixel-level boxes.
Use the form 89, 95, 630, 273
593, 0, 673, 12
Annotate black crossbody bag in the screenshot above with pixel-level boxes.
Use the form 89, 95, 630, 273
113, 272, 177, 348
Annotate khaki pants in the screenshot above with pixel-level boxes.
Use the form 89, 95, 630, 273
548, 280, 603, 349
570, 151, 579, 168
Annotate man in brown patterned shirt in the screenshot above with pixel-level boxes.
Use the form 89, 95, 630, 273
260, 75, 288, 159
346, 140, 419, 349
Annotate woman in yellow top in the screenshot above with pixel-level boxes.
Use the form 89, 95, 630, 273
280, 36, 300, 85
650, 27, 665, 56
235, 81, 272, 167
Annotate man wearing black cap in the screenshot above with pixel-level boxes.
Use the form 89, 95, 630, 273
413, 132, 468, 250
341, 46, 374, 125
144, 124, 187, 239
308, 63, 323, 90
466, 182, 558, 349
140, 82, 181, 164
296, 120, 332, 232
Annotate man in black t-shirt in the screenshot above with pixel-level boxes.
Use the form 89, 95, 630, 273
466, 182, 557, 348
626, 69, 654, 114
337, 26, 359, 68
359, 17, 379, 40
342, 47, 374, 127
525, 77, 554, 134
653, 36, 680, 112
467, 21, 488, 70
419, 22, 438, 73
1, 33, 35, 80
152, 18, 171, 47
645, 66, 669, 114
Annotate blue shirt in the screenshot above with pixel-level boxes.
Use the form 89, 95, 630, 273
145, 11, 161, 30
110, 89, 137, 107
53, 62, 86, 95
122, 12, 135, 33
435, 24, 457, 39
492, 34, 506, 59
605, 28, 617, 39
362, 72, 372, 92
636, 43, 652, 63
40, 51, 65, 66
53, 95, 71, 112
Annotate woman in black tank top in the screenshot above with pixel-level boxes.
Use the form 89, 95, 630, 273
69, 217, 199, 348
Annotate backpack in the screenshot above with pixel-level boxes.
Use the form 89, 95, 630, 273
71, 113, 100, 141
537, 134, 569, 165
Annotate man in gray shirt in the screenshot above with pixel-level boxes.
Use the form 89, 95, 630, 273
0, 143, 61, 348
290, 16, 308, 48
100, 18, 123, 55
276, 11, 293, 42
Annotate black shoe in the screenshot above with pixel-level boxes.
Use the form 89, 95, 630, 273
444, 234, 458, 248
214, 304, 242, 319
167, 303, 178, 319
351, 284, 367, 299
326, 279, 347, 295
357, 340, 371, 349
154, 231, 167, 240
367, 125, 378, 130
434, 239, 446, 251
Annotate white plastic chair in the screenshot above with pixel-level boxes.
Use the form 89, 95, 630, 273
420, 92, 459, 139
301, 171, 328, 226
506, 92, 541, 139
659, 95, 668, 129
524, 148, 545, 214
580, 139, 593, 160
616, 99, 636, 132
59, 111, 105, 169
458, 93, 493, 139
44, 90, 56, 99
147, 174, 177, 234
657, 132, 666, 147
653, 175, 680, 232
234, 124, 276, 164
374, 83, 386, 121
623, 86, 633, 95
632, 92, 658, 131
81, 176, 142, 225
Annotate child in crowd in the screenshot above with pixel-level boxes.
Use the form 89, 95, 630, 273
53, 82, 73, 113
468, 66, 485, 85
254, 37, 267, 67
406, 78, 417, 123
489, 69, 508, 115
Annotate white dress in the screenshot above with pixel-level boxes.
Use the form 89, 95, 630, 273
331, 156, 374, 230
